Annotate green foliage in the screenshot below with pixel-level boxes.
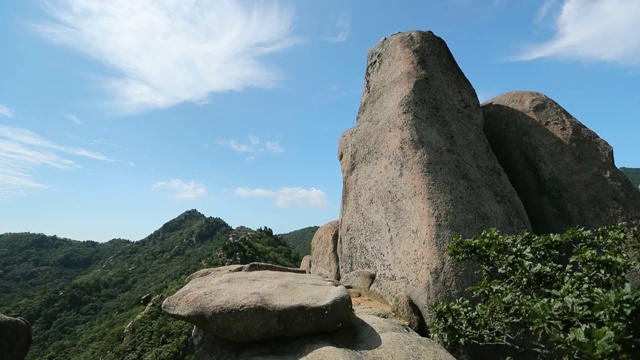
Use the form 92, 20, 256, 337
620, 167, 640, 188
431, 224, 640, 359
279, 226, 319, 257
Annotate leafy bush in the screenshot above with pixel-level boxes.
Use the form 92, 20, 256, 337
431, 224, 640, 359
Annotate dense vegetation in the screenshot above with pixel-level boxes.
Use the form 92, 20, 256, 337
0, 210, 311, 359
280, 225, 319, 257
431, 224, 640, 359
620, 167, 640, 188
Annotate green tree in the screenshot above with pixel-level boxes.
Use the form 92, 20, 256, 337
430, 224, 640, 359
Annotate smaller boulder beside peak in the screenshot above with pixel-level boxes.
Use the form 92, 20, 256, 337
482, 91, 640, 233
310, 220, 340, 280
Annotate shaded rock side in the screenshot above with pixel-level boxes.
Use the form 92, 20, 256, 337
0, 313, 31, 360
163, 269, 351, 342
482, 91, 640, 234
338, 30, 531, 322
300, 255, 312, 273
193, 298, 456, 360
310, 220, 340, 280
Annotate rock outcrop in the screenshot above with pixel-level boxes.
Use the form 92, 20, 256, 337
310, 220, 340, 280
162, 264, 351, 342
337, 30, 531, 323
192, 294, 456, 360
0, 313, 31, 360
482, 91, 640, 234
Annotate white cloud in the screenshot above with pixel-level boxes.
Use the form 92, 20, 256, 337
217, 136, 284, 154
513, 0, 640, 65
0, 124, 113, 199
34, 0, 299, 113
153, 179, 207, 199
325, 12, 350, 43
0, 104, 15, 118
235, 187, 275, 197
235, 186, 328, 208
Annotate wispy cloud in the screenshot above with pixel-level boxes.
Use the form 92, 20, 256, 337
0, 104, 15, 118
65, 114, 83, 125
325, 12, 350, 43
33, 0, 299, 113
153, 179, 207, 199
535, 0, 560, 24
0, 124, 113, 199
235, 186, 328, 208
217, 136, 284, 154
513, 0, 640, 65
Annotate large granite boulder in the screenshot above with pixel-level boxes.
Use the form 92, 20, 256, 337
0, 313, 31, 360
482, 91, 640, 234
162, 266, 351, 342
310, 220, 340, 280
193, 296, 456, 360
337, 30, 531, 323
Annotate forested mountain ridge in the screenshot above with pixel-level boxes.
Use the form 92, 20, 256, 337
621, 167, 640, 187
0, 210, 313, 359
280, 225, 320, 257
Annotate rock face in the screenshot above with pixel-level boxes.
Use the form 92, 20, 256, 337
310, 220, 340, 280
162, 265, 351, 342
337, 30, 531, 322
482, 91, 640, 234
340, 270, 376, 294
193, 297, 456, 360
0, 313, 31, 360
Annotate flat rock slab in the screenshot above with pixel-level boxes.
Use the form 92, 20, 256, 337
163, 270, 351, 342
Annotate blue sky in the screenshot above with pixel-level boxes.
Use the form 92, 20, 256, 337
1, 0, 639, 241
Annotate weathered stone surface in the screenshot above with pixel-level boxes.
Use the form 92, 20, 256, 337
338, 30, 531, 323
0, 313, 31, 360
340, 270, 376, 292
185, 264, 244, 283
310, 220, 340, 280
391, 293, 426, 336
482, 91, 640, 234
185, 262, 305, 283
300, 255, 312, 273
193, 297, 456, 360
163, 270, 351, 342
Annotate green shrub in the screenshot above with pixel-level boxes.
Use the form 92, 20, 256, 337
431, 224, 640, 359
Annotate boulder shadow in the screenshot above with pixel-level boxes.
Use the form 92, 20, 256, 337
195, 313, 383, 359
